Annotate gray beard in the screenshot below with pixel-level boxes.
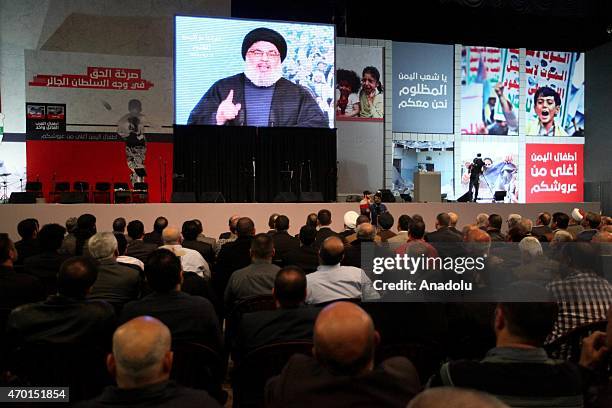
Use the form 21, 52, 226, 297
244, 65, 282, 87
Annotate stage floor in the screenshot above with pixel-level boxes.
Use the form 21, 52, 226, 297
0, 202, 600, 242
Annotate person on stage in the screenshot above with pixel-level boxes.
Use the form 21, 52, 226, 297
117, 99, 147, 186
468, 154, 485, 202
187, 27, 328, 128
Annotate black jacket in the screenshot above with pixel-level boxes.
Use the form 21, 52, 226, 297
271, 231, 300, 265
23, 251, 70, 295
182, 239, 215, 265
282, 245, 319, 274
126, 239, 159, 263
213, 236, 254, 298
0, 265, 45, 310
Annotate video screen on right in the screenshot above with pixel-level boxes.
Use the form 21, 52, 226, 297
525, 50, 584, 137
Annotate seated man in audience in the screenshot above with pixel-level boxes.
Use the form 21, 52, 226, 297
425, 213, 463, 244
125, 220, 158, 263
306, 236, 379, 304
339, 211, 359, 240
448, 212, 463, 238
88, 232, 141, 310
475, 213, 489, 231
192, 219, 216, 250
282, 225, 319, 274
567, 208, 585, 238
531, 212, 552, 239
15, 218, 41, 265
234, 266, 320, 359
547, 242, 612, 343
265, 302, 420, 407
160, 226, 210, 279
387, 214, 412, 244
114, 233, 144, 273
61, 213, 97, 256
511, 236, 557, 285
507, 218, 533, 243
120, 249, 222, 352
214, 217, 256, 297
270, 215, 299, 265
79, 316, 222, 408
551, 212, 570, 235
7, 256, 115, 347
343, 222, 378, 268
143, 216, 168, 246
486, 214, 506, 242
408, 387, 509, 408
181, 220, 214, 266
506, 213, 522, 232
429, 286, 585, 407
267, 213, 280, 235
218, 214, 240, 240
112, 218, 128, 241
314, 209, 338, 249
376, 212, 397, 242
0, 233, 45, 310
24, 223, 69, 295
395, 220, 438, 259
224, 233, 280, 311
577, 211, 602, 242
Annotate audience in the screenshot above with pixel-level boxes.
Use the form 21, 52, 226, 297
112, 217, 127, 238
407, 387, 509, 408
429, 287, 586, 407
314, 209, 337, 248
23, 223, 69, 295
0, 233, 45, 310
339, 210, 359, 239
143, 216, 168, 246
14, 218, 40, 265
387, 214, 411, 244
343, 222, 377, 268
193, 218, 216, 248
160, 226, 210, 279
69, 213, 97, 256
377, 212, 397, 242
475, 213, 489, 231
267, 213, 280, 235
448, 212, 462, 237
265, 302, 420, 407
486, 214, 506, 242
234, 266, 319, 358
567, 208, 585, 238
7, 256, 115, 347
395, 220, 439, 258
80, 316, 222, 407
125, 220, 158, 263
88, 232, 141, 310
306, 236, 379, 304
181, 220, 214, 266
270, 215, 299, 264
577, 211, 601, 242
214, 217, 256, 298
224, 233, 280, 311
282, 225, 319, 273
215, 214, 241, 255
506, 213, 522, 231
531, 212, 552, 239
120, 249, 222, 351
114, 233, 144, 273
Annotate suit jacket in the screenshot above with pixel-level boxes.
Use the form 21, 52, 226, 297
282, 245, 319, 274
7, 294, 115, 347
143, 231, 163, 247
577, 229, 598, 242
531, 225, 552, 238
224, 261, 280, 311
377, 229, 397, 242
272, 231, 300, 264
23, 251, 70, 295
387, 231, 409, 244
126, 239, 158, 263
120, 291, 222, 353
265, 354, 420, 408
235, 306, 320, 359
182, 239, 215, 265
0, 265, 45, 310
213, 236, 254, 299
314, 227, 338, 249
88, 259, 141, 309
486, 228, 507, 242
15, 238, 41, 265
425, 227, 464, 259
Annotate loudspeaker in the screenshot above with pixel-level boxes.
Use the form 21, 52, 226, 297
494, 191, 507, 202
299, 192, 324, 202
457, 191, 473, 202
171, 192, 196, 203
199, 192, 225, 203
273, 192, 297, 202
8, 192, 37, 204
59, 192, 88, 204
378, 189, 396, 203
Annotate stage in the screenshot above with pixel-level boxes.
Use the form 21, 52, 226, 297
0, 202, 600, 242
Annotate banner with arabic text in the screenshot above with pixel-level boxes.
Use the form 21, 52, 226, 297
525, 144, 583, 203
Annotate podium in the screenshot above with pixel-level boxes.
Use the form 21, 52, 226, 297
413, 171, 441, 202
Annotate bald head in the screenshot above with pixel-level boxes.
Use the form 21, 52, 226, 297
356, 222, 376, 241
407, 387, 509, 408
162, 226, 181, 245
319, 236, 345, 265
110, 316, 172, 389
314, 302, 378, 376
593, 231, 612, 243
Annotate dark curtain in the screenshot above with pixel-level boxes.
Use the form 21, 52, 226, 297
173, 125, 337, 202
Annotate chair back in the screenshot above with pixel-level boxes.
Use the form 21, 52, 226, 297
225, 295, 276, 349
73, 181, 89, 191
376, 341, 445, 382
171, 341, 227, 404
95, 182, 111, 191
233, 340, 313, 408
54, 181, 70, 192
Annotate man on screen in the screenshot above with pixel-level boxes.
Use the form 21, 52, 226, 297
525, 86, 568, 136
187, 27, 329, 128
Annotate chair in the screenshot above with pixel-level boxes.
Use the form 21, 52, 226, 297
73, 181, 90, 203
225, 295, 276, 351
545, 320, 608, 362
25, 181, 43, 199
50, 181, 70, 203
132, 182, 148, 203
312, 297, 361, 308
171, 341, 227, 405
376, 341, 445, 383
8, 344, 111, 402
93, 182, 111, 203
233, 341, 313, 408
113, 182, 131, 203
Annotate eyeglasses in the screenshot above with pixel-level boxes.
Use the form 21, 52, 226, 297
247, 49, 280, 58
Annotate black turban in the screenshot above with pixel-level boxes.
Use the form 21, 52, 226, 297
241, 27, 287, 62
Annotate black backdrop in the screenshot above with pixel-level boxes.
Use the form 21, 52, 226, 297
173, 125, 337, 202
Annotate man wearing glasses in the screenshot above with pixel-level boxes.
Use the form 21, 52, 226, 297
188, 27, 328, 128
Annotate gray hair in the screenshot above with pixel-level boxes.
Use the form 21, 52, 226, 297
507, 213, 522, 229
552, 230, 573, 243
88, 232, 118, 260
476, 213, 489, 228
519, 236, 543, 258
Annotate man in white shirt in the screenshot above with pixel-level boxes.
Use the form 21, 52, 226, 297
306, 236, 379, 304
160, 227, 210, 279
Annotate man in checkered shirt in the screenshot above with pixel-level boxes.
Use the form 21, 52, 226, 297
546, 241, 612, 343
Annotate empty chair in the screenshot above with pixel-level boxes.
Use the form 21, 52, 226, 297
93, 182, 111, 204
113, 182, 131, 204
132, 182, 148, 203
50, 181, 70, 203
25, 181, 43, 198
73, 181, 90, 203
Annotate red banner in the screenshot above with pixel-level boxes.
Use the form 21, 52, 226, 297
29, 66, 154, 91
525, 144, 583, 203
